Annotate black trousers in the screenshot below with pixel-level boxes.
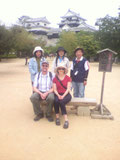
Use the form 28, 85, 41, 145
54, 93, 72, 115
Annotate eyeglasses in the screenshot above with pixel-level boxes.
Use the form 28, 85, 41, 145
58, 68, 65, 70
42, 65, 48, 67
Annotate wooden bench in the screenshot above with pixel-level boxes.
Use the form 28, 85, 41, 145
67, 98, 97, 116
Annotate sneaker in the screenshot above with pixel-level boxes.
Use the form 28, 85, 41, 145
63, 121, 69, 129
34, 113, 44, 121
56, 118, 60, 126
46, 115, 54, 122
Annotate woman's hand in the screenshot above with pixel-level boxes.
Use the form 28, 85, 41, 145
58, 95, 64, 100
58, 94, 62, 99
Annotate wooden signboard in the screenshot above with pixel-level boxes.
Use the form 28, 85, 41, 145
98, 48, 117, 72
91, 48, 118, 119
99, 51, 113, 72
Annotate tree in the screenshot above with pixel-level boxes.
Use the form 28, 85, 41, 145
95, 13, 120, 58
56, 30, 100, 60
76, 31, 100, 60
0, 24, 47, 60
57, 31, 78, 59
0, 25, 13, 55
10, 25, 46, 57
10, 25, 33, 56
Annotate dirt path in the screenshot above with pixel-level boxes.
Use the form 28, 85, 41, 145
0, 58, 120, 160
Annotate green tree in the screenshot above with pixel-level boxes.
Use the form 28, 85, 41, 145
95, 13, 120, 58
0, 24, 47, 60
76, 31, 100, 60
57, 31, 78, 59
10, 25, 46, 57
45, 45, 56, 55
0, 25, 13, 55
10, 26, 33, 57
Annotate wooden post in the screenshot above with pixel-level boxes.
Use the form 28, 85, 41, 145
100, 72, 106, 114
90, 48, 118, 120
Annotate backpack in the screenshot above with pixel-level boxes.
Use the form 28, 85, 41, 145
37, 72, 53, 88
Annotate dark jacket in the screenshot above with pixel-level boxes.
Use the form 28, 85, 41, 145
70, 57, 89, 82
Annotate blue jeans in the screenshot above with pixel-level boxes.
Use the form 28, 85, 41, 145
72, 82, 85, 98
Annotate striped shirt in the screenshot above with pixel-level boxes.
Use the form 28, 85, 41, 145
33, 72, 54, 92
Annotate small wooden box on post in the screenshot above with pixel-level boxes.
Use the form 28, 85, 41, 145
98, 48, 116, 72
91, 48, 117, 120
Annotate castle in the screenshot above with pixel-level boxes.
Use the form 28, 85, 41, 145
19, 9, 96, 46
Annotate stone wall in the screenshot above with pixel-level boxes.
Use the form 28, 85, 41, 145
34, 34, 58, 47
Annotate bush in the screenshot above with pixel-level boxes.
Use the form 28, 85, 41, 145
0, 54, 17, 58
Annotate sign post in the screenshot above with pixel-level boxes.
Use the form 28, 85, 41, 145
99, 71, 105, 115
91, 48, 117, 119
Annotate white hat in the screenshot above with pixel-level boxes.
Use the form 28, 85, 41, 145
33, 46, 44, 55
54, 63, 68, 74
41, 60, 49, 65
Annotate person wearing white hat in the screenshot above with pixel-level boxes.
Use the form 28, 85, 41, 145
53, 63, 72, 129
29, 46, 46, 85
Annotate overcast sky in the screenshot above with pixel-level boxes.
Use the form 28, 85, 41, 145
0, 0, 120, 28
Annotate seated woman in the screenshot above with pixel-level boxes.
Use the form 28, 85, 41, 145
53, 63, 72, 129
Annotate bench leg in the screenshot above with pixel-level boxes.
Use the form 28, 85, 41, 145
77, 106, 90, 116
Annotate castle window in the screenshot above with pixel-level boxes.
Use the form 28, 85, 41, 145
27, 24, 31, 27
67, 17, 72, 21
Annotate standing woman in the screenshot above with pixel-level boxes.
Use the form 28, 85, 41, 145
53, 63, 72, 129
52, 47, 69, 72
29, 46, 45, 86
